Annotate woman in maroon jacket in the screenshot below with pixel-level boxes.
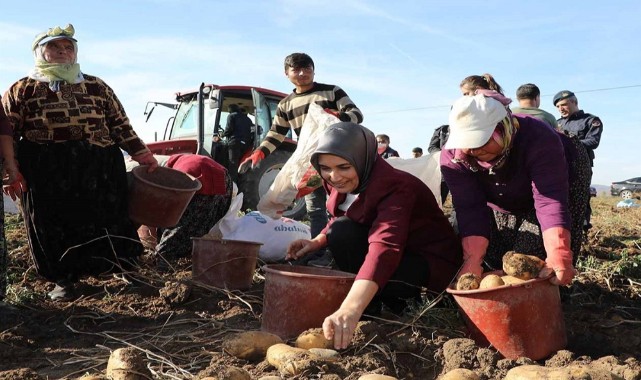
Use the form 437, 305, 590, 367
286, 122, 462, 349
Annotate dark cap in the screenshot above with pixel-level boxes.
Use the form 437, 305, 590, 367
552, 90, 575, 106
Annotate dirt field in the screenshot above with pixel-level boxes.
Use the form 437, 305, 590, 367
1, 197, 640, 379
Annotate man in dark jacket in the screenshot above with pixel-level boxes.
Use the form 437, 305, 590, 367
223, 104, 254, 182
554, 90, 603, 230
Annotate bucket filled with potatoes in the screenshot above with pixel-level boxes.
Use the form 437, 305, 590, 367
446, 252, 567, 360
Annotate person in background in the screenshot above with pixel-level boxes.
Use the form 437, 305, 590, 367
511, 83, 558, 129
554, 90, 603, 231
2, 24, 158, 301
411, 147, 423, 158
0, 99, 22, 305
460, 73, 504, 96
240, 52, 363, 268
428, 124, 450, 204
375, 134, 399, 158
154, 154, 232, 267
287, 122, 462, 349
222, 104, 253, 183
440, 92, 591, 287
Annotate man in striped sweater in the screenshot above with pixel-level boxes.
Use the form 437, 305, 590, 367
241, 52, 363, 266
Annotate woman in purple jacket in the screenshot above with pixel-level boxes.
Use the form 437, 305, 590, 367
287, 122, 462, 349
440, 92, 590, 288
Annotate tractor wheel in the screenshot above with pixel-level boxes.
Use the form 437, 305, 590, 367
238, 150, 307, 220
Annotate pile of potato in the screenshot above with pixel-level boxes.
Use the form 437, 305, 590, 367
455, 252, 546, 291
222, 328, 340, 376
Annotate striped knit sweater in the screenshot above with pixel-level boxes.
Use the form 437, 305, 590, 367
258, 82, 363, 156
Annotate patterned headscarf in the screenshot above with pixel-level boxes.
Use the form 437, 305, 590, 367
28, 24, 84, 91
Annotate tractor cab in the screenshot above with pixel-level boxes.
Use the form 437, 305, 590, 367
143, 84, 306, 219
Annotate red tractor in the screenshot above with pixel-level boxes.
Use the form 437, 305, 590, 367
143, 83, 306, 219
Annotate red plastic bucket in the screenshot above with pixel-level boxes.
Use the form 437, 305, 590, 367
446, 271, 567, 360
191, 238, 261, 290
261, 264, 356, 339
128, 165, 202, 228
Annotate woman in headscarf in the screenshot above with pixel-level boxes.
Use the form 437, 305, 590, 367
2, 24, 158, 301
154, 154, 233, 265
286, 122, 462, 349
440, 92, 591, 288
0, 99, 21, 304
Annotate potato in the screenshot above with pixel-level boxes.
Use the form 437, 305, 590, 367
440, 368, 480, 380
222, 331, 283, 361
502, 251, 545, 280
106, 347, 151, 380
358, 375, 398, 380
501, 275, 526, 285
295, 328, 333, 349
308, 348, 340, 361
266, 343, 312, 376
479, 274, 505, 289
456, 273, 481, 290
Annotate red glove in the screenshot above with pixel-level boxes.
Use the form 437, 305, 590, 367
132, 151, 159, 172
458, 236, 489, 278
541, 227, 575, 286
3, 171, 27, 201
238, 150, 265, 174
324, 108, 340, 118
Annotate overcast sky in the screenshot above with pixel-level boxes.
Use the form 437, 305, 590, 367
1, 0, 640, 186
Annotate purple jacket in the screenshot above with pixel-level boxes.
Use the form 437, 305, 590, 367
440, 116, 574, 239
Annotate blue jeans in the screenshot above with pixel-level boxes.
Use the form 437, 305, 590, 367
305, 186, 328, 238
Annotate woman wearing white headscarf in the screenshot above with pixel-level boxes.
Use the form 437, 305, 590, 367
440, 91, 591, 287
286, 122, 462, 349
2, 24, 158, 301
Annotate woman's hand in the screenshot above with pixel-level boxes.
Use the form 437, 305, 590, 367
458, 236, 489, 278
286, 238, 322, 260
541, 227, 575, 286
322, 307, 361, 350
3, 170, 27, 201
131, 151, 158, 172
2, 159, 20, 186
322, 280, 379, 350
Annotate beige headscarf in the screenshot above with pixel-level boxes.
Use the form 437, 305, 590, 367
28, 24, 84, 91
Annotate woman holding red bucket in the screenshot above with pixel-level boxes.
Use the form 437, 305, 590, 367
440, 91, 591, 286
286, 122, 462, 349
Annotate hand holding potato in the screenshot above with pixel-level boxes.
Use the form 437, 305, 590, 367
322, 307, 360, 350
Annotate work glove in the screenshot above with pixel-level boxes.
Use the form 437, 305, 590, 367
238, 150, 265, 174
3, 171, 27, 201
132, 151, 159, 172
541, 227, 575, 286
458, 235, 489, 278
324, 108, 340, 118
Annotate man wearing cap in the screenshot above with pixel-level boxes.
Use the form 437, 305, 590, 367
553, 91, 603, 167
440, 92, 591, 287
512, 83, 558, 129
553, 90, 603, 230
2, 24, 157, 301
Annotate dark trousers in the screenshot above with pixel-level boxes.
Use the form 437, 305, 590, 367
227, 141, 251, 183
440, 181, 450, 204
326, 216, 430, 314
